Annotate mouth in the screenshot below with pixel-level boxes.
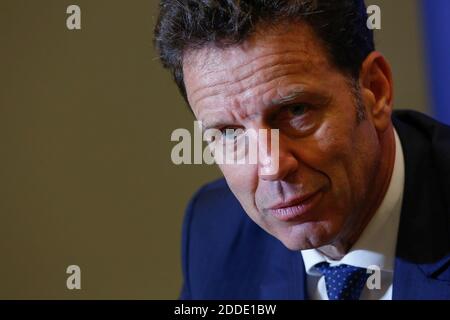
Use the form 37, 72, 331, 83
267, 190, 323, 222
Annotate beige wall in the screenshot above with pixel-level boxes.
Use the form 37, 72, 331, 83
371, 0, 428, 113
0, 0, 428, 299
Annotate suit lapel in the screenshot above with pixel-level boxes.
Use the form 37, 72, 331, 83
393, 257, 450, 299
392, 114, 450, 299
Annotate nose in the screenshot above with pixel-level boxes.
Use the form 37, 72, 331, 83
257, 129, 299, 181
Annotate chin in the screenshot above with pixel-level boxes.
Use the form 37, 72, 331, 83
275, 221, 336, 251
280, 239, 310, 251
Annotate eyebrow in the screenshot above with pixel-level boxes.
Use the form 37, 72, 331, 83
201, 119, 230, 131
269, 89, 331, 108
270, 91, 306, 106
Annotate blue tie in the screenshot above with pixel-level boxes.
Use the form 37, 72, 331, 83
315, 262, 370, 300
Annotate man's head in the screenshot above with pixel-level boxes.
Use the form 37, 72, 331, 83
155, 0, 395, 254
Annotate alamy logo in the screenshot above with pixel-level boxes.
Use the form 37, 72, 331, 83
367, 5, 381, 30
66, 5, 81, 30
366, 265, 381, 290
171, 121, 280, 174
66, 265, 81, 290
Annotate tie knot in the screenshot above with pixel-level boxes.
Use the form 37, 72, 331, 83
315, 262, 370, 300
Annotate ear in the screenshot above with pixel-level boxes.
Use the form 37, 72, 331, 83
359, 51, 394, 132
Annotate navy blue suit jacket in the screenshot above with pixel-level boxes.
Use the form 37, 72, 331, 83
180, 111, 450, 300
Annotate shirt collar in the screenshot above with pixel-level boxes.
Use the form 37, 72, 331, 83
301, 129, 405, 275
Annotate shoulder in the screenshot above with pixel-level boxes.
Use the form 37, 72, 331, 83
392, 110, 450, 259
393, 109, 450, 189
185, 178, 247, 233
393, 110, 450, 148
183, 178, 262, 252
180, 178, 278, 299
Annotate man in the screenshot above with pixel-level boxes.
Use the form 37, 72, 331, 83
155, 0, 450, 299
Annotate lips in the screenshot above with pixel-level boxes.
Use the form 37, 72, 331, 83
267, 190, 323, 222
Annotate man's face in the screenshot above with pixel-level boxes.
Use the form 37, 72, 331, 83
183, 23, 382, 251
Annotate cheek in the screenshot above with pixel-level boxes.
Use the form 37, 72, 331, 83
307, 121, 360, 210
219, 164, 259, 208
307, 123, 352, 182
312, 118, 380, 212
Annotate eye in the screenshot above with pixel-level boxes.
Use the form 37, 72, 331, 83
220, 127, 245, 141
286, 104, 309, 116
272, 102, 318, 136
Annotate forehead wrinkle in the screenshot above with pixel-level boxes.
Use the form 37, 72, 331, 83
188, 49, 306, 97
197, 77, 309, 131
192, 61, 317, 108
198, 89, 261, 129
187, 48, 323, 104
194, 66, 319, 121
185, 20, 331, 100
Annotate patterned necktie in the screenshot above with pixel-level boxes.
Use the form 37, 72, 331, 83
315, 262, 370, 300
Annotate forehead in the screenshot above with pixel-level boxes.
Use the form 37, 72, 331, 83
183, 23, 336, 120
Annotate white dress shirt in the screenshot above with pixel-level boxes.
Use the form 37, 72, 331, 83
301, 129, 405, 300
